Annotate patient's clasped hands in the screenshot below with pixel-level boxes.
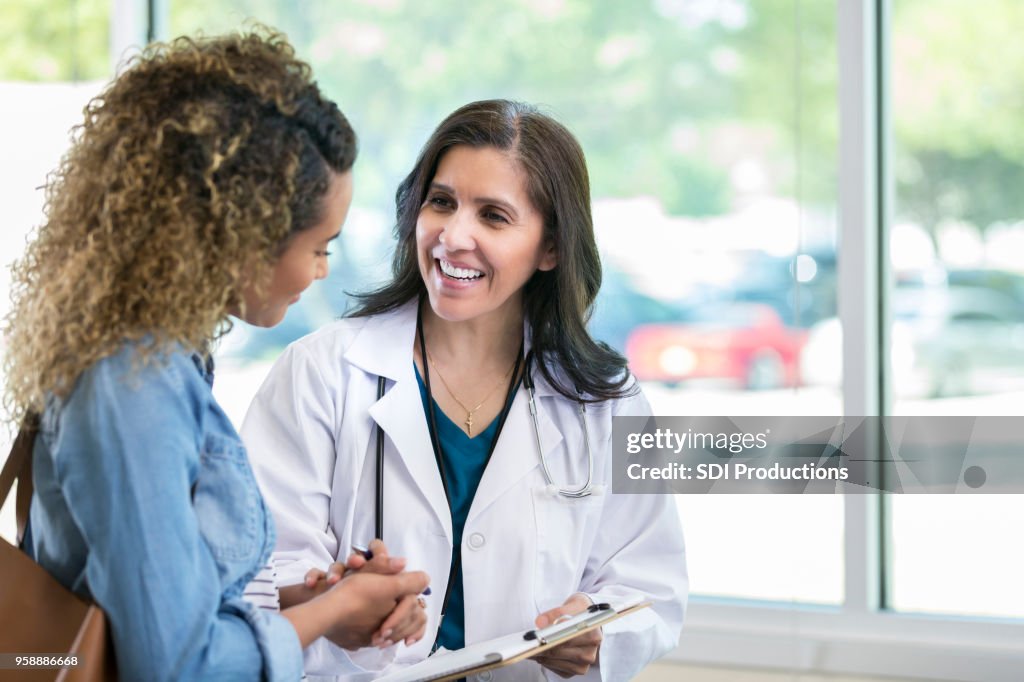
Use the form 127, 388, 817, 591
302, 539, 429, 650
298, 543, 600, 678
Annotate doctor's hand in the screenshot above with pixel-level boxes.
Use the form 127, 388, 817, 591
302, 562, 347, 590
532, 594, 603, 678
299, 540, 408, 592
323, 569, 430, 651
345, 539, 409, 575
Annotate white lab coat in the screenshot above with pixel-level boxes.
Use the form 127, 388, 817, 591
242, 302, 687, 681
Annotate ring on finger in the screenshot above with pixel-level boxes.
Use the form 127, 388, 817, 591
417, 597, 427, 609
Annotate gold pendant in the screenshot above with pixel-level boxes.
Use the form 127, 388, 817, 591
465, 413, 474, 437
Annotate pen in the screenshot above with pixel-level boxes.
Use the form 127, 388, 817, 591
351, 544, 432, 595
350, 543, 374, 561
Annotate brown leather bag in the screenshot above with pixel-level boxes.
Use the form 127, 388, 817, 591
0, 415, 117, 681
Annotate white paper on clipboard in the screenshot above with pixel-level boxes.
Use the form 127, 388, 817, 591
375, 595, 647, 682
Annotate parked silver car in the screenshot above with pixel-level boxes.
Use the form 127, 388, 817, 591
801, 284, 1024, 398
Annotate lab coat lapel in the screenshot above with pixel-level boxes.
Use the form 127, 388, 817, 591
467, 369, 564, 524
369, 376, 453, 542
346, 302, 454, 542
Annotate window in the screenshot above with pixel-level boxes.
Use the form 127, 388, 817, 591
173, 0, 848, 609
0, 0, 110, 82
0, 4, 111, 539
1, 1, 1021, 678
888, 0, 1024, 621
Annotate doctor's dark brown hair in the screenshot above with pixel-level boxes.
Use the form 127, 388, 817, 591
3, 28, 357, 422
350, 99, 634, 402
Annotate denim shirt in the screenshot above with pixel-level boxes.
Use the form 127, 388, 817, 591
27, 344, 304, 681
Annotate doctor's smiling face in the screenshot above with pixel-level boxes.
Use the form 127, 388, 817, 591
416, 145, 557, 325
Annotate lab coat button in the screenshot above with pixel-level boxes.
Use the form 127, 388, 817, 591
479, 672, 493, 682
468, 532, 486, 549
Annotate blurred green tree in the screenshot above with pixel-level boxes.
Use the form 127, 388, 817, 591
7, 0, 1021, 237
893, 0, 1024, 236
169, 0, 765, 217
0, 0, 109, 80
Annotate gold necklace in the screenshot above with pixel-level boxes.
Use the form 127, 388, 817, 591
425, 349, 516, 437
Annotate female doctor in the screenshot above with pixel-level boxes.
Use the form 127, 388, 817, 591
243, 99, 687, 680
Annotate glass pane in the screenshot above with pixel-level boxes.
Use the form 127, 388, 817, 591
0, 81, 104, 541
889, 0, 1024, 619
0, 0, 110, 81
0, 0, 112, 541
171, 0, 843, 605
679, 495, 843, 604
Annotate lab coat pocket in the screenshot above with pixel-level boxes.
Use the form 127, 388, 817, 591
194, 432, 262, 567
531, 486, 603, 612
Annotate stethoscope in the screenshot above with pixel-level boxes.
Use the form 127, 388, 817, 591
368, 326, 599, 632
521, 352, 596, 499
371, 346, 597, 538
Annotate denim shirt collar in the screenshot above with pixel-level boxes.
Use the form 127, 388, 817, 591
190, 352, 215, 387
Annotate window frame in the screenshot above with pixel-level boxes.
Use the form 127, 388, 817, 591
137, 0, 1024, 676
669, 1, 1024, 677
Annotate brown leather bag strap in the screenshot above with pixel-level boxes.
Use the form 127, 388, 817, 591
0, 413, 41, 545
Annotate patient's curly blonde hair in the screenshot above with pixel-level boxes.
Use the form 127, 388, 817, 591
3, 28, 356, 422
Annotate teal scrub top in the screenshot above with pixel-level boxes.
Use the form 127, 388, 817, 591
414, 367, 518, 650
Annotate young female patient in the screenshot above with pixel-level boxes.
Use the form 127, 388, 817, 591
3, 28, 429, 681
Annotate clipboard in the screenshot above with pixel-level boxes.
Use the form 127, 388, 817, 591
375, 598, 651, 682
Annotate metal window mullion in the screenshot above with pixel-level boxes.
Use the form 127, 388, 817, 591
149, 0, 169, 42
838, 0, 887, 617
875, 0, 896, 615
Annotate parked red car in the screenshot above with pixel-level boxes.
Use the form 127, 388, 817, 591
625, 303, 806, 389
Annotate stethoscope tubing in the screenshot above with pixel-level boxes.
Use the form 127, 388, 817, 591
524, 350, 595, 498
375, 375, 386, 540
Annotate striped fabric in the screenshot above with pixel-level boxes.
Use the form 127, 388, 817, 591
243, 561, 281, 612
243, 561, 311, 680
